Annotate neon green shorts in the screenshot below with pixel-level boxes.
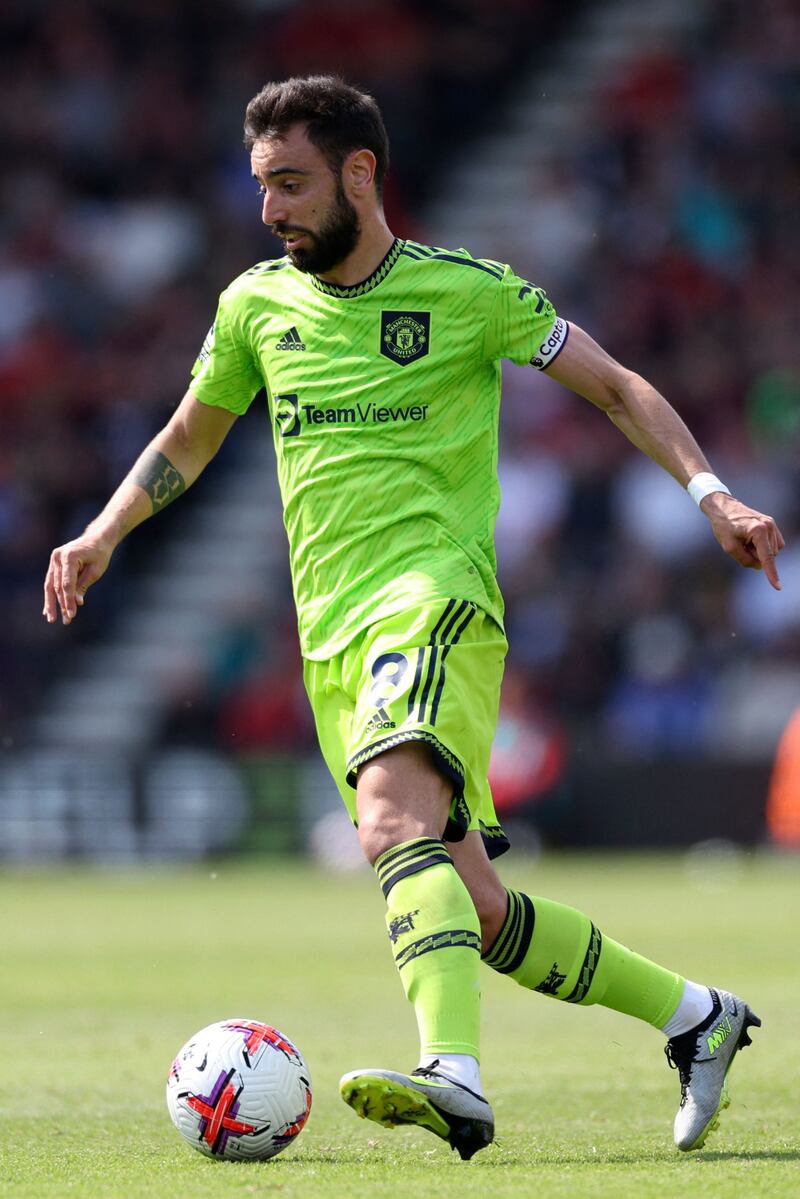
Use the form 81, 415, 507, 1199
303, 599, 511, 859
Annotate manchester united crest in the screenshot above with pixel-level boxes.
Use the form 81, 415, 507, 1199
380, 311, 430, 366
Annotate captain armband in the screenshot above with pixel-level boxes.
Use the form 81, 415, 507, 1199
530, 318, 569, 370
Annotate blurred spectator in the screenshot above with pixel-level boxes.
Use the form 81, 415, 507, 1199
217, 642, 315, 753
488, 664, 566, 815
603, 614, 713, 755
766, 707, 800, 849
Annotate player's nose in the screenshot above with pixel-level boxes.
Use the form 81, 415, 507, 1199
261, 191, 286, 227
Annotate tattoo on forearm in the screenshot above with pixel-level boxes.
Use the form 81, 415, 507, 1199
133, 450, 186, 513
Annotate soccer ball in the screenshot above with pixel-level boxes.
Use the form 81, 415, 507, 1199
166, 1018, 312, 1160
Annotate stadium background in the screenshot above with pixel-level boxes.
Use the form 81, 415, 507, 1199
1, 0, 799, 863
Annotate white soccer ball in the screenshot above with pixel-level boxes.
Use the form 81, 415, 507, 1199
166, 1018, 312, 1160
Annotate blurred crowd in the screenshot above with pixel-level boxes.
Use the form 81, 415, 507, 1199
2, 0, 799, 774
0, 0, 558, 739
492, 0, 800, 776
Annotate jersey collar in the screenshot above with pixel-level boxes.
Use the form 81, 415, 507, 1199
309, 238, 405, 298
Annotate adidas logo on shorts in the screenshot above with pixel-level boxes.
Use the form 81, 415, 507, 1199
366, 706, 396, 733
276, 327, 306, 351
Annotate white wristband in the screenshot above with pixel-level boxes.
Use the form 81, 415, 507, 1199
687, 472, 731, 507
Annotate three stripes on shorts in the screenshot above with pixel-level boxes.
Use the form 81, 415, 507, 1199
407, 599, 476, 727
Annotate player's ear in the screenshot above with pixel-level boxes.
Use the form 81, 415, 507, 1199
345, 148, 377, 198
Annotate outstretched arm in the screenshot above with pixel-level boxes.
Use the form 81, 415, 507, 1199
546, 324, 785, 589
43, 391, 238, 625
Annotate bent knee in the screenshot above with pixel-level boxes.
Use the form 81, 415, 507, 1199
356, 808, 429, 866
449, 833, 509, 951
355, 743, 452, 865
472, 886, 508, 953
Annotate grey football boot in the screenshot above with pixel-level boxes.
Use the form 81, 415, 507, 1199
666, 988, 761, 1150
339, 1062, 494, 1160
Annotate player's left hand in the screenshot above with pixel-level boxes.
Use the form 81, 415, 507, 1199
700, 492, 785, 590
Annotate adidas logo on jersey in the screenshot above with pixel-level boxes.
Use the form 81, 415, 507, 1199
276, 327, 306, 351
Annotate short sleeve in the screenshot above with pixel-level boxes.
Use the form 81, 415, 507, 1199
482, 266, 569, 369
189, 290, 263, 415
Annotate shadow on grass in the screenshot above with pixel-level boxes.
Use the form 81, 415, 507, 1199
186, 1141, 800, 1170
472, 1145, 800, 1167
267, 1148, 415, 1167
691, 1149, 800, 1163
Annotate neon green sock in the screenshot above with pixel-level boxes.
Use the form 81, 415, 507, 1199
483, 889, 683, 1028
374, 837, 482, 1059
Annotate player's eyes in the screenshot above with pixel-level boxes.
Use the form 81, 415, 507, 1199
255, 181, 299, 196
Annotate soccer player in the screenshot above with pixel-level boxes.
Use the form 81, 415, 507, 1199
43, 76, 782, 1160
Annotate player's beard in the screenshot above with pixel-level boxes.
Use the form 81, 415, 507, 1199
280, 180, 361, 276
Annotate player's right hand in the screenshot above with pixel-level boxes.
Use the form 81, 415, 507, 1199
700, 493, 785, 590
43, 537, 113, 625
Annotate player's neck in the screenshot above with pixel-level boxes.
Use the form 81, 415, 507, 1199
315, 219, 396, 289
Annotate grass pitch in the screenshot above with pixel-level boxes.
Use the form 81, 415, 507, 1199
1, 852, 797, 1198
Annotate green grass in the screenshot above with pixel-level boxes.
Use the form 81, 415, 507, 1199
0, 852, 797, 1198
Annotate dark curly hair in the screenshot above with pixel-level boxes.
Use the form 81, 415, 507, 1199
244, 75, 390, 197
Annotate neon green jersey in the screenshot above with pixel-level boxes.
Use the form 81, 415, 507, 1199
189, 238, 568, 659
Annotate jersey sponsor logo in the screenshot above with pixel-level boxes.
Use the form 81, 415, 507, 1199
531, 317, 568, 369
380, 310, 430, 366
273, 392, 302, 437
274, 396, 429, 436
276, 327, 306, 351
